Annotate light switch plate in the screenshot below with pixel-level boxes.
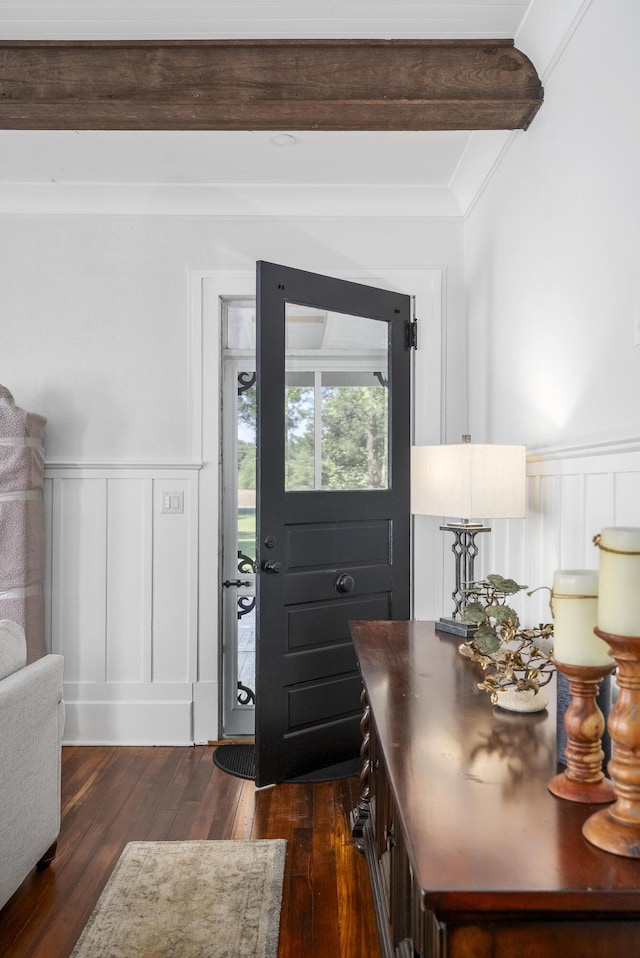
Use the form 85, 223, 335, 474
161, 491, 184, 514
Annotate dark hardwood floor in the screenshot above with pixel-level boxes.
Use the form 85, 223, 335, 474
0, 745, 381, 958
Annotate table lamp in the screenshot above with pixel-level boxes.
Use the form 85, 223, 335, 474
411, 436, 526, 636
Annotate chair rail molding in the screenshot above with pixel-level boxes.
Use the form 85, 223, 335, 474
528, 434, 640, 466
45, 460, 202, 475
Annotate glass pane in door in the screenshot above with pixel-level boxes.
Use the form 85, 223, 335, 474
236, 370, 257, 708
222, 297, 258, 736
284, 304, 389, 492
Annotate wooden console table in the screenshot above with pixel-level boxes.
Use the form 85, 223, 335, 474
350, 619, 640, 958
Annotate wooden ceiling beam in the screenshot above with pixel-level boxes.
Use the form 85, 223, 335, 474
0, 39, 543, 132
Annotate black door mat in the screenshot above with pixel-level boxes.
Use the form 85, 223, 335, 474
213, 742, 361, 783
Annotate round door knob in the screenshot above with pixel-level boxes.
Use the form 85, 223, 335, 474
263, 559, 282, 574
335, 574, 355, 594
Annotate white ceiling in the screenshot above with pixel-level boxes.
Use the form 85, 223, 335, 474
0, 2, 533, 41
0, 2, 536, 214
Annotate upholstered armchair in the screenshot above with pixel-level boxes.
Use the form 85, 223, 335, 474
0, 620, 64, 911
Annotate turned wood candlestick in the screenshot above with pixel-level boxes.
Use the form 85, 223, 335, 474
583, 629, 640, 857
548, 658, 615, 804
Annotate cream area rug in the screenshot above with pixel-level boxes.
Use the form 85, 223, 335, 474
70, 840, 287, 958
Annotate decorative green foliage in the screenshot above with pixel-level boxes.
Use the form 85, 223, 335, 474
458, 574, 554, 704
474, 625, 501, 655
492, 605, 519, 624
461, 602, 486, 623
485, 574, 526, 595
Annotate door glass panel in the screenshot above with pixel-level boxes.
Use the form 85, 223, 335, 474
226, 301, 256, 350
221, 297, 258, 736
284, 303, 389, 491
236, 370, 257, 708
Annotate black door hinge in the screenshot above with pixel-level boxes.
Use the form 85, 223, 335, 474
406, 320, 418, 350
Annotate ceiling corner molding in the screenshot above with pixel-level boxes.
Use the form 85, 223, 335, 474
448, 129, 515, 216
515, 0, 594, 84
0, 39, 543, 132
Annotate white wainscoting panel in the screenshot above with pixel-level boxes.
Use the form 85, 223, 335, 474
45, 464, 200, 744
106, 478, 151, 684
51, 476, 108, 684
151, 478, 198, 684
481, 441, 640, 628
45, 441, 640, 743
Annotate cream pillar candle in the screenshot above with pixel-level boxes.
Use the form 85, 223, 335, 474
552, 569, 612, 666
595, 527, 640, 637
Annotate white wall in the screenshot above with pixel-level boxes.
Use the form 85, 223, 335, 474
464, 0, 640, 619
0, 215, 466, 459
0, 212, 465, 741
466, 0, 640, 451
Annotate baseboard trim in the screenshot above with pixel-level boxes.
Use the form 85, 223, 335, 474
62, 688, 194, 745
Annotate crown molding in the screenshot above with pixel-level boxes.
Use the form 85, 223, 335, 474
0, 182, 462, 217
448, 130, 514, 216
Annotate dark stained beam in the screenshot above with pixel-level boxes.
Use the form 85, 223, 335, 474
0, 39, 543, 132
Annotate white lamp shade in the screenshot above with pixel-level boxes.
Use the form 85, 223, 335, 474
411, 443, 526, 520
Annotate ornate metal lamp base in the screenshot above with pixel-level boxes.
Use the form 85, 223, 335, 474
435, 616, 478, 638
439, 521, 490, 632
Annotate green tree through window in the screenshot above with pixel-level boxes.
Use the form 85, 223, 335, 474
321, 385, 388, 489
238, 372, 388, 493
